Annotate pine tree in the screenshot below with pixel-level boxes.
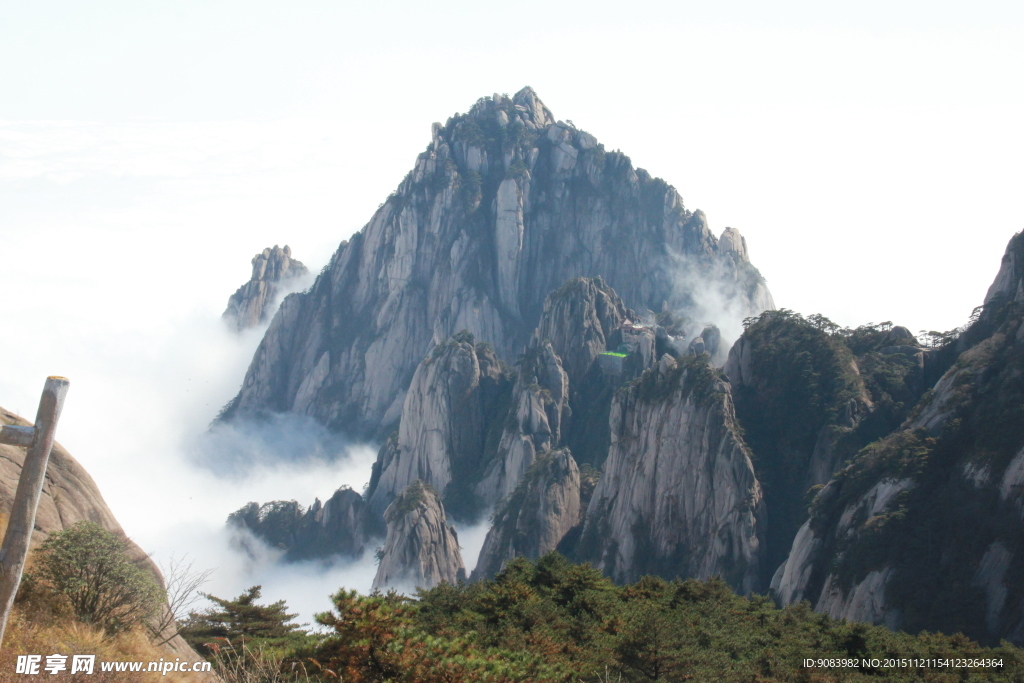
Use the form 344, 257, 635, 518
180, 585, 308, 657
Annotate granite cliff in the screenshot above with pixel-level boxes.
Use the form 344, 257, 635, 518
372, 480, 465, 591
220, 88, 772, 439
577, 354, 764, 592
473, 448, 581, 580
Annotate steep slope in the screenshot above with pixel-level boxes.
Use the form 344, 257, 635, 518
772, 231, 1024, 645
0, 407, 204, 664
366, 333, 510, 522
362, 277, 654, 530
227, 486, 366, 561
372, 481, 465, 591
473, 448, 581, 580
220, 87, 772, 439
725, 311, 924, 586
223, 245, 308, 331
577, 354, 764, 593
476, 276, 648, 504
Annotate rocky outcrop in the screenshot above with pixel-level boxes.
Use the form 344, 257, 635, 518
372, 481, 465, 591
366, 333, 509, 521
475, 277, 657, 505
474, 340, 569, 505
366, 277, 651, 525
223, 245, 308, 331
718, 227, 749, 263
771, 232, 1024, 646
474, 448, 581, 580
578, 355, 764, 593
220, 88, 773, 439
770, 472, 914, 628
531, 277, 628, 383
227, 486, 366, 561
0, 407, 206, 666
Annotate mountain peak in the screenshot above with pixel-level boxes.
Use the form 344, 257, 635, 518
511, 86, 554, 128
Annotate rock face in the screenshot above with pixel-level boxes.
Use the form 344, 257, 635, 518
474, 448, 581, 580
474, 339, 571, 506
724, 310, 898, 586
0, 407, 205, 665
365, 277, 652, 527
372, 481, 465, 591
366, 333, 510, 521
227, 486, 366, 561
771, 231, 1024, 645
220, 88, 772, 438
223, 245, 308, 331
579, 355, 764, 593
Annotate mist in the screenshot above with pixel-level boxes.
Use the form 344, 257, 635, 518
665, 247, 775, 359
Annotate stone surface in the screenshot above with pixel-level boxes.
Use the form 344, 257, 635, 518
372, 481, 465, 591
220, 88, 773, 439
718, 227, 749, 263
366, 335, 508, 520
223, 245, 308, 331
579, 359, 764, 592
474, 448, 581, 580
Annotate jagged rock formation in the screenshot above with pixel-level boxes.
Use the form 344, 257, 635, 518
531, 277, 629, 383
478, 278, 656, 504
365, 277, 654, 527
227, 486, 366, 561
0, 407, 206, 665
474, 339, 570, 505
578, 355, 764, 593
223, 245, 308, 331
474, 448, 581, 580
372, 481, 465, 591
220, 88, 772, 439
771, 232, 1024, 645
366, 333, 510, 521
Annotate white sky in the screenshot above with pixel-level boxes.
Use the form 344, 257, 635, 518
1, 0, 1022, 619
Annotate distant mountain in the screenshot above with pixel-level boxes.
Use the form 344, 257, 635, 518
218, 87, 772, 439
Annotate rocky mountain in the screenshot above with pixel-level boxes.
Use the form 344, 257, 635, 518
210, 88, 1024, 649
227, 486, 366, 561
768, 232, 1024, 645
577, 354, 764, 592
372, 480, 465, 591
0, 407, 205, 664
219, 87, 772, 440
223, 245, 308, 331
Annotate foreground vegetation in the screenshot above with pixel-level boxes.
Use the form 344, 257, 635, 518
181, 554, 1023, 682
5, 522, 207, 682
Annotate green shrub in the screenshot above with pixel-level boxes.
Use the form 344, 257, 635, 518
29, 521, 164, 634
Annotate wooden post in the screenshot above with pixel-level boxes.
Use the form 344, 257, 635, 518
0, 377, 70, 646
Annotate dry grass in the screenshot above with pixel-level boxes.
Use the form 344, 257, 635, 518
202, 642, 321, 683
0, 607, 214, 682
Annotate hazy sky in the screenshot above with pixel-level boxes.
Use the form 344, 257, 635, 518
1, 0, 1022, 619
